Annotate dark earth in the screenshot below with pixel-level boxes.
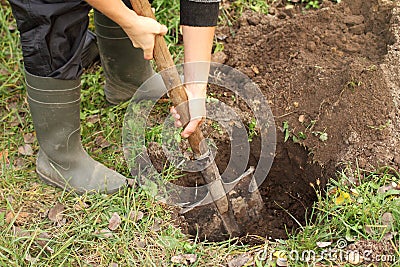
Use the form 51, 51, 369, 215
147, 0, 400, 242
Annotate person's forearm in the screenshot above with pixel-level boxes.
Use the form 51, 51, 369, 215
85, 0, 137, 29
183, 26, 215, 63
182, 26, 215, 98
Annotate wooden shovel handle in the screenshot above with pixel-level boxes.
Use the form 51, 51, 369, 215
130, 0, 205, 156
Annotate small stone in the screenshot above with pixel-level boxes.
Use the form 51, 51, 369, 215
347, 251, 363, 265
298, 115, 305, 123
211, 51, 228, 64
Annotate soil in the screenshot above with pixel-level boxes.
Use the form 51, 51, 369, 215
148, 0, 400, 242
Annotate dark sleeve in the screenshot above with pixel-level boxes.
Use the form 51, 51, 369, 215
180, 0, 219, 27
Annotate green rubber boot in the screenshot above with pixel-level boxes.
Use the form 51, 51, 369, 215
26, 71, 126, 194
94, 10, 154, 104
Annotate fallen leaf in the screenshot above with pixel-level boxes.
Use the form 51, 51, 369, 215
13, 226, 31, 238
0, 149, 9, 164
381, 212, 394, 231
108, 212, 121, 231
13, 157, 25, 170
23, 133, 35, 144
150, 218, 162, 232
227, 254, 251, 267
6, 211, 30, 225
87, 114, 100, 124
171, 254, 197, 265
129, 210, 144, 222
18, 144, 34, 156
48, 203, 65, 223
25, 253, 37, 264
316, 241, 332, 248
36, 232, 54, 254
99, 228, 113, 238
95, 136, 111, 148
377, 184, 395, 194
136, 239, 146, 248
73, 200, 89, 211
298, 115, 305, 123
382, 231, 396, 241
365, 225, 374, 235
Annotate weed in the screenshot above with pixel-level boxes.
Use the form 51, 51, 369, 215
248, 118, 258, 142
367, 119, 391, 131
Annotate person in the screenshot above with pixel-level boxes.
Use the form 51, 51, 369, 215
8, 0, 219, 194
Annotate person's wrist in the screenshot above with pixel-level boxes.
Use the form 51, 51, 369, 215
184, 83, 207, 99
115, 8, 139, 30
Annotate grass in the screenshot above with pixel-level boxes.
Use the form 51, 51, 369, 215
1, 1, 399, 266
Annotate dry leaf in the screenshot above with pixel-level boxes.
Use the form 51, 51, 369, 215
298, 115, 305, 123
150, 218, 162, 232
0, 149, 9, 164
23, 133, 35, 144
73, 201, 89, 211
13, 158, 25, 170
382, 231, 396, 241
87, 114, 100, 124
365, 225, 374, 235
171, 254, 197, 265
108, 212, 121, 231
25, 253, 37, 264
48, 203, 65, 223
99, 228, 113, 238
129, 210, 144, 222
227, 254, 251, 267
18, 144, 34, 156
136, 239, 146, 248
316, 241, 332, 248
95, 136, 111, 148
377, 184, 395, 194
381, 212, 394, 231
37, 232, 54, 254
6, 211, 30, 225
13, 226, 31, 238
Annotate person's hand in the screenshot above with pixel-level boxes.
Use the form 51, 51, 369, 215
122, 11, 168, 60
170, 83, 207, 138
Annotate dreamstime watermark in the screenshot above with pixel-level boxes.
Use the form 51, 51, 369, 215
255, 238, 397, 264
122, 62, 276, 209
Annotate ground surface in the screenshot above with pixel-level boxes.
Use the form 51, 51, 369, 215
150, 0, 400, 241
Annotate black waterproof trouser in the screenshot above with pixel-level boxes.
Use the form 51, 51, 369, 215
8, 0, 132, 80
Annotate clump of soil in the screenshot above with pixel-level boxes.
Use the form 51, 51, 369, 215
151, 0, 400, 242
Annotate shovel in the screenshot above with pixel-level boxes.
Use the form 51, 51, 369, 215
129, 0, 266, 237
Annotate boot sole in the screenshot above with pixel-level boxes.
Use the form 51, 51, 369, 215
36, 168, 124, 195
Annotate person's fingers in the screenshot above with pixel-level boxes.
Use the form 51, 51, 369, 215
158, 24, 168, 35
142, 39, 155, 60
181, 119, 201, 138
175, 120, 182, 128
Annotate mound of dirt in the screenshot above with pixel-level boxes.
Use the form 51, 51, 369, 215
159, 0, 400, 241
206, 0, 400, 240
